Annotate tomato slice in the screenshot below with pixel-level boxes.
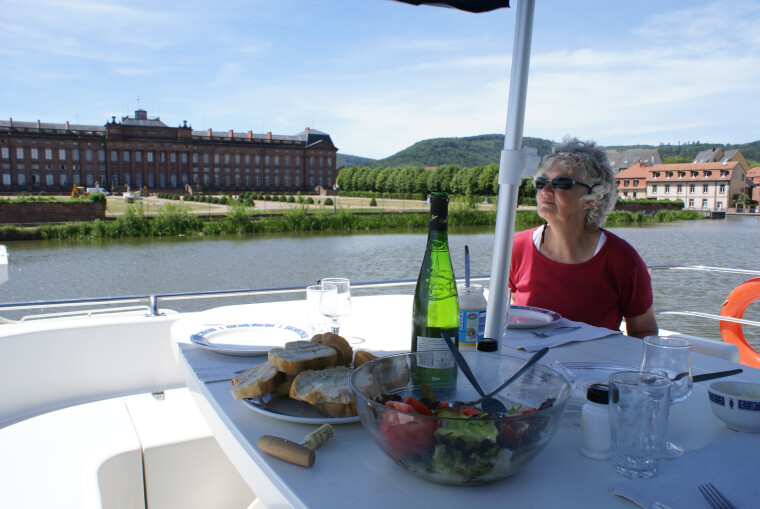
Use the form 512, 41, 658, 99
459, 406, 480, 417
385, 401, 414, 413
402, 396, 434, 416
380, 401, 437, 458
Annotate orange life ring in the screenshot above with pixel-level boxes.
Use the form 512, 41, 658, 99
720, 277, 760, 368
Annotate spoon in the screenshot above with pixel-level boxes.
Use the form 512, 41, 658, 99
440, 331, 550, 415
464, 245, 470, 288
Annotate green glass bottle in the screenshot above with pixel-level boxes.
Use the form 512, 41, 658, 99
411, 192, 459, 389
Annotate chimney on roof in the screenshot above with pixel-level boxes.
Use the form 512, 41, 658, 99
66, 121, 70, 130
207, 128, 212, 137
8, 117, 11, 127
228, 129, 234, 138
266, 132, 272, 141
37, 120, 41, 128
247, 131, 253, 139
305, 127, 310, 132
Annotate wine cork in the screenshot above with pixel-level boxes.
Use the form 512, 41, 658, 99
303, 424, 334, 449
258, 435, 315, 467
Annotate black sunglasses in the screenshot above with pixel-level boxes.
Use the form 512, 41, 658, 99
534, 176, 597, 193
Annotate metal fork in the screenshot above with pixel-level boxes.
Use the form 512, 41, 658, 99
698, 482, 737, 509
530, 326, 581, 338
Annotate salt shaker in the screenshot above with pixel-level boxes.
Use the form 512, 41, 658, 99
579, 383, 610, 459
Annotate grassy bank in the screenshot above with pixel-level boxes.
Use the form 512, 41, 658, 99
0, 204, 702, 241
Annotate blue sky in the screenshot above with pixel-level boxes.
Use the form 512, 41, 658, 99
2, 0, 759, 159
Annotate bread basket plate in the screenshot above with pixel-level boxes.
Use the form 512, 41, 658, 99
242, 395, 360, 424
507, 305, 562, 329
189, 323, 309, 356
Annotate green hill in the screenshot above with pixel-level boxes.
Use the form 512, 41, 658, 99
338, 136, 760, 169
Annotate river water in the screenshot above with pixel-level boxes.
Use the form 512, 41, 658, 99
2, 215, 759, 347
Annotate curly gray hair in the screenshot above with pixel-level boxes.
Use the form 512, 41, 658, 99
539, 136, 617, 230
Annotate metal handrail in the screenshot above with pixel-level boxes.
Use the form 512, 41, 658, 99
648, 265, 760, 277
0, 276, 491, 318
654, 309, 760, 328
2, 264, 759, 325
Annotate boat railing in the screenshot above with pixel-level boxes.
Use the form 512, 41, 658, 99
648, 265, 760, 328
1, 264, 759, 328
0, 277, 491, 321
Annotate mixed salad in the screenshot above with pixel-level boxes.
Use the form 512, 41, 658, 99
375, 384, 556, 479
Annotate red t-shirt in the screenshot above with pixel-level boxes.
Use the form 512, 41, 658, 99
509, 227, 653, 330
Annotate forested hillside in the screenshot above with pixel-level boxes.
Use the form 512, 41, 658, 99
338, 135, 760, 169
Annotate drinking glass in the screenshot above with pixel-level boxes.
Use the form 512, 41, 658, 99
640, 335, 693, 458
609, 371, 671, 478
305, 284, 332, 335
319, 278, 351, 334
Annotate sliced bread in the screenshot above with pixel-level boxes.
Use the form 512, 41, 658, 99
230, 361, 284, 400
268, 341, 338, 375
310, 332, 353, 366
289, 366, 357, 417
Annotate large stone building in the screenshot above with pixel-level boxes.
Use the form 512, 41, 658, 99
0, 110, 338, 194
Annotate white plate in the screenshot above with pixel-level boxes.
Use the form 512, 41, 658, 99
189, 323, 309, 356
241, 396, 360, 424
507, 306, 562, 329
558, 362, 635, 427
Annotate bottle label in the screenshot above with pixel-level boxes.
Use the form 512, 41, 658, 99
459, 308, 486, 346
416, 336, 453, 368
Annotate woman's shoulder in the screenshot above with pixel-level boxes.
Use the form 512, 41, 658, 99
600, 229, 646, 263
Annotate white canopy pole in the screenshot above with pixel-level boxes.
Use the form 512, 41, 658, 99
484, 0, 536, 347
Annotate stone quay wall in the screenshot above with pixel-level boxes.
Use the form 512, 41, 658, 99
0, 202, 106, 225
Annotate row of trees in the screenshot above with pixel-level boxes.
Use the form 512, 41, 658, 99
336, 164, 539, 198
336, 164, 504, 196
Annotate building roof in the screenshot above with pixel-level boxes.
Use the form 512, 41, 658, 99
693, 148, 723, 163
0, 119, 105, 133
747, 167, 760, 178
648, 161, 740, 181
606, 148, 661, 169
614, 163, 648, 190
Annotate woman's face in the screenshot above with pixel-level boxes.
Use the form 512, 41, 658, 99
535, 166, 593, 227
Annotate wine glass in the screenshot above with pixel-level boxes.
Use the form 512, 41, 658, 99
640, 335, 693, 458
319, 278, 352, 334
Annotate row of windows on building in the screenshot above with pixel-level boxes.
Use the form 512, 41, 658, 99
1, 170, 331, 189
620, 192, 723, 209
651, 183, 727, 194
651, 170, 729, 179
1, 147, 332, 168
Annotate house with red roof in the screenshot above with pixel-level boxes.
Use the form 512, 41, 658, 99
646, 161, 747, 211
747, 167, 760, 203
614, 163, 649, 199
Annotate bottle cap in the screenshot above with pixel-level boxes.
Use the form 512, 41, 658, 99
476, 338, 498, 352
586, 383, 609, 404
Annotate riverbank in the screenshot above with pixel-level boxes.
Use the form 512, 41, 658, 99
0, 203, 703, 241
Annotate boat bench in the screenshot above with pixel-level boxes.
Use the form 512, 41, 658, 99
0, 388, 256, 509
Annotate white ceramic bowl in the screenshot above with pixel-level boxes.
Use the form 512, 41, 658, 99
707, 381, 760, 433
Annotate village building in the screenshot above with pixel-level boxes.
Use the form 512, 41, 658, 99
0, 110, 338, 195
747, 167, 760, 204
606, 148, 661, 172
614, 163, 649, 199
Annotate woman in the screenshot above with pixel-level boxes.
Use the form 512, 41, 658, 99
509, 137, 658, 338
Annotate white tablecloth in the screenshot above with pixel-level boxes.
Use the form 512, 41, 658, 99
171, 294, 760, 509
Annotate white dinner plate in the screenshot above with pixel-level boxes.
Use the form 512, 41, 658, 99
558, 362, 635, 427
189, 323, 309, 356
242, 396, 360, 424
507, 305, 562, 329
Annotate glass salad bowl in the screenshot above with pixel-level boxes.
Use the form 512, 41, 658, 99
349, 351, 571, 485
